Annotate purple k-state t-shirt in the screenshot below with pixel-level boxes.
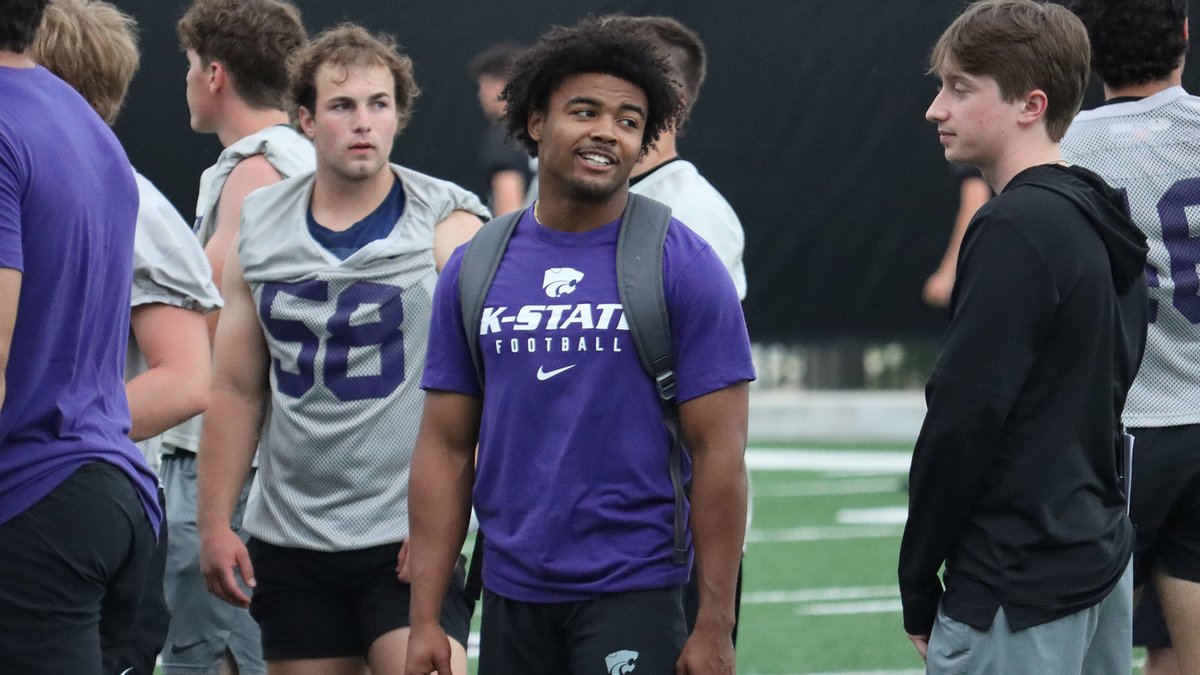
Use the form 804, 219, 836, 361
422, 206, 755, 603
0, 66, 161, 534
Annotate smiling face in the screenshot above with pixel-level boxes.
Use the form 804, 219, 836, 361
298, 62, 398, 184
926, 59, 1024, 170
527, 72, 648, 204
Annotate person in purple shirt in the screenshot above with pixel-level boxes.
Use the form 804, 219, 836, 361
406, 18, 754, 675
0, 1, 162, 671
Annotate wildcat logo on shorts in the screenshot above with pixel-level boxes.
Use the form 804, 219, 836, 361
605, 650, 639, 675
543, 268, 584, 298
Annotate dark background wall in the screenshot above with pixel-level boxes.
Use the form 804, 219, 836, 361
108, 0, 1200, 342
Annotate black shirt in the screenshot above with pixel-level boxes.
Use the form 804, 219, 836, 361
479, 126, 531, 189
899, 164, 1148, 635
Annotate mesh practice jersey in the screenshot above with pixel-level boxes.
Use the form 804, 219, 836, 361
238, 165, 488, 550
162, 125, 315, 453
1063, 87, 1200, 427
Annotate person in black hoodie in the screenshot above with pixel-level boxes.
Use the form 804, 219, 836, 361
900, 1, 1149, 672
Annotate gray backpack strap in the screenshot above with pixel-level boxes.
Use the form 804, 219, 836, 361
456, 207, 524, 617
458, 208, 525, 389
616, 194, 688, 565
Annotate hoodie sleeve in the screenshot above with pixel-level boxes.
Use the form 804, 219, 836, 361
899, 206, 1059, 635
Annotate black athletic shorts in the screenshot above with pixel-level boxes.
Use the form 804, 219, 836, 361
1133, 579, 1172, 649
478, 585, 687, 675
246, 538, 470, 660
1128, 424, 1200, 586
0, 462, 156, 674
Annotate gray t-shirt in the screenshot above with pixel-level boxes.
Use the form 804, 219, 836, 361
127, 170, 223, 470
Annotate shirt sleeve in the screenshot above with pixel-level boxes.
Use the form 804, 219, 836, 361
667, 224, 756, 403
898, 207, 1058, 635
421, 245, 484, 397
0, 133, 25, 272
131, 175, 222, 312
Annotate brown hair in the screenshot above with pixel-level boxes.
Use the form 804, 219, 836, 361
33, 0, 138, 125
930, 0, 1090, 141
288, 23, 420, 134
603, 15, 705, 123
177, 0, 306, 111
469, 42, 524, 80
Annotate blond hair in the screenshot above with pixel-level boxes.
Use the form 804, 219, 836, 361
33, 0, 138, 125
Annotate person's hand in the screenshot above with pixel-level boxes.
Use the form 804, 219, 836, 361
199, 525, 254, 607
406, 622, 452, 675
675, 625, 735, 674
907, 633, 930, 661
396, 539, 411, 582
922, 269, 955, 308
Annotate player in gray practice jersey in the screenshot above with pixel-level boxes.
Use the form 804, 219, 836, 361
199, 24, 486, 674
1063, 1, 1200, 672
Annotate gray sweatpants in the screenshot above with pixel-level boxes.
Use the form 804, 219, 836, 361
160, 454, 265, 675
926, 562, 1132, 674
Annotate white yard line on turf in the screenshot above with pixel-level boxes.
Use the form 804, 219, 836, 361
746, 524, 903, 543
796, 599, 904, 615
746, 449, 911, 473
742, 585, 898, 604
756, 478, 903, 497
836, 507, 909, 525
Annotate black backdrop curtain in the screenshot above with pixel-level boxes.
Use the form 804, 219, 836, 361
109, 0, 1200, 342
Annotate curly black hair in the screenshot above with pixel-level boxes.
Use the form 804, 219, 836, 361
1066, 0, 1187, 89
500, 17, 682, 158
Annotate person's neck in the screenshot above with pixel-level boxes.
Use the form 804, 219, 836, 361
630, 130, 679, 179
535, 188, 628, 234
0, 50, 35, 69
215, 103, 289, 148
310, 164, 395, 232
1103, 72, 1182, 102
981, 135, 1064, 194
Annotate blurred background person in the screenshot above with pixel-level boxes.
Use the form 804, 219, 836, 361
469, 42, 533, 216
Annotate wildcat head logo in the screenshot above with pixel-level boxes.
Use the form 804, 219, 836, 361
605, 650, 639, 675
543, 268, 584, 298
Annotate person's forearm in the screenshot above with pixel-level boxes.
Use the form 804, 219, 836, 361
126, 366, 209, 441
0, 267, 21, 414
491, 170, 526, 216
197, 383, 264, 532
408, 426, 475, 626
689, 449, 748, 632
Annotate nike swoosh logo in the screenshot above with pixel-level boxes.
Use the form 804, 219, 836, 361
537, 364, 577, 381
169, 640, 206, 655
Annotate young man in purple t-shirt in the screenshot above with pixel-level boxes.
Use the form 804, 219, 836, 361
0, 0, 162, 670
407, 18, 754, 675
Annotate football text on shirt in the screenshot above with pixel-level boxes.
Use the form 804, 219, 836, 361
482, 303, 628, 355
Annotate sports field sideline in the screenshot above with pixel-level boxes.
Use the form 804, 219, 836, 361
142, 441, 1150, 674
463, 443, 1150, 674
460, 388, 1151, 674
